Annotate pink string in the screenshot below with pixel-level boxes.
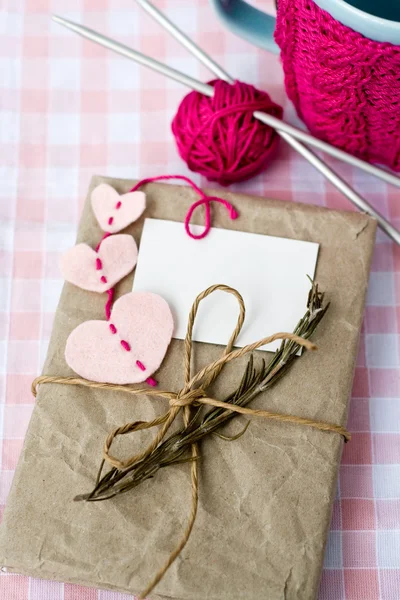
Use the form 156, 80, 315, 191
94, 233, 114, 321
184, 196, 238, 240
90, 174, 234, 386
129, 174, 238, 240
92, 192, 154, 383
105, 288, 114, 321
95, 232, 111, 252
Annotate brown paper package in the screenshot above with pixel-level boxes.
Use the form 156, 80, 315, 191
0, 176, 377, 599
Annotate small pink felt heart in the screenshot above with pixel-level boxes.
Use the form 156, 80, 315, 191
91, 183, 146, 233
60, 234, 138, 292
65, 292, 174, 384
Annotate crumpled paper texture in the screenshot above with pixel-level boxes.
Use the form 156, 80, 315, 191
0, 176, 377, 599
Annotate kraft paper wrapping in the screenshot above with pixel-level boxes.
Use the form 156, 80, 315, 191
0, 176, 377, 599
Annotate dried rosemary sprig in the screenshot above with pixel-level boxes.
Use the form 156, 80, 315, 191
76, 282, 328, 502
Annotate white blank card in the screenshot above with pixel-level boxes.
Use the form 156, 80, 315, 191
133, 219, 319, 352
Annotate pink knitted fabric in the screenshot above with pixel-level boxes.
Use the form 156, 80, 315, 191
275, 0, 400, 171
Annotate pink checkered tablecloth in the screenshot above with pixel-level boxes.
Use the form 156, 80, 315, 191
1, 0, 400, 598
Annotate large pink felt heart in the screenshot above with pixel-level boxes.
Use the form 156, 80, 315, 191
65, 292, 174, 384
60, 234, 138, 292
91, 183, 146, 233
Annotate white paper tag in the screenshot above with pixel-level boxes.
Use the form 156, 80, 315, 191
133, 219, 319, 352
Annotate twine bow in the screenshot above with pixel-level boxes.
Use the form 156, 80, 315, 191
32, 284, 350, 599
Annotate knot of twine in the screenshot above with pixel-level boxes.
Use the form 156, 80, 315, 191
171, 387, 207, 408
32, 284, 350, 599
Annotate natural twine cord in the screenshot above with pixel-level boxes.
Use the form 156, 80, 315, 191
32, 284, 350, 599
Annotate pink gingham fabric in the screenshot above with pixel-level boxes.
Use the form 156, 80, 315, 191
0, 1, 399, 598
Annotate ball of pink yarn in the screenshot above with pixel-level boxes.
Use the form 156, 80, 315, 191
171, 80, 283, 186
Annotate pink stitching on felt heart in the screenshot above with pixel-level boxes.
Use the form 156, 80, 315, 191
61, 176, 239, 388
105, 289, 114, 321
65, 292, 174, 384
107, 321, 157, 385
60, 234, 138, 293
91, 183, 146, 234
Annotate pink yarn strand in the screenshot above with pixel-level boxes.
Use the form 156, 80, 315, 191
130, 175, 238, 240
184, 196, 237, 240
105, 288, 114, 321
130, 174, 204, 197
86, 173, 239, 387
95, 232, 111, 252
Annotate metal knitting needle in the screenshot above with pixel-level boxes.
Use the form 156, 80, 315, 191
52, 15, 210, 93
133, 2, 400, 245
134, 3, 400, 247
135, 0, 400, 191
52, 15, 400, 245
135, 0, 230, 81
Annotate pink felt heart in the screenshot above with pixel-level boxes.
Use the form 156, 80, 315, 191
65, 292, 174, 384
91, 183, 146, 233
60, 234, 138, 292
